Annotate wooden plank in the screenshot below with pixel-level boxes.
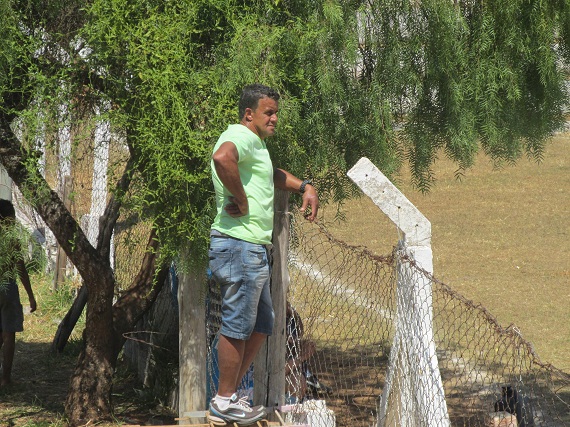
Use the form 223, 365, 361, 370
254, 190, 290, 411
53, 175, 73, 290
178, 268, 207, 424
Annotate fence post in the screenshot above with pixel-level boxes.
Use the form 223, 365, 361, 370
253, 189, 290, 412
53, 175, 73, 290
178, 268, 207, 424
348, 157, 450, 427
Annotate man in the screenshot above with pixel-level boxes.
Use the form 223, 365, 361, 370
0, 199, 37, 387
208, 84, 318, 425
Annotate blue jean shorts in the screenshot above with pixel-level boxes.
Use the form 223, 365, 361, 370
209, 235, 274, 340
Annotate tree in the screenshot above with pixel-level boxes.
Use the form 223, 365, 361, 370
1, 0, 569, 424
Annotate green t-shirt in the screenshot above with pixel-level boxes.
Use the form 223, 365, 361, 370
211, 124, 274, 245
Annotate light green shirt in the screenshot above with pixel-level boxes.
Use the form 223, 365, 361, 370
211, 124, 274, 245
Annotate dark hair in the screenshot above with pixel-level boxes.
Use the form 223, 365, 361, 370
238, 84, 280, 119
0, 199, 15, 221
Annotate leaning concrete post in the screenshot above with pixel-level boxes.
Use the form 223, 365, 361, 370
348, 157, 450, 427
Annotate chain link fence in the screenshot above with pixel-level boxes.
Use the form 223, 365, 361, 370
280, 211, 570, 426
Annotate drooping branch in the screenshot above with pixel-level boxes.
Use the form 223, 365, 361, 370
96, 154, 135, 259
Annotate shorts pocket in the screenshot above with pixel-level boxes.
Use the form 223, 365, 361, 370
209, 249, 233, 286
242, 247, 267, 267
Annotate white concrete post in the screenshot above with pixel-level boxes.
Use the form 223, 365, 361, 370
85, 109, 110, 247
0, 165, 12, 201
347, 157, 449, 427
57, 103, 72, 193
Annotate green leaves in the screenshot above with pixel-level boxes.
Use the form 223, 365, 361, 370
0, 221, 38, 284
2, 0, 569, 263
363, 0, 569, 190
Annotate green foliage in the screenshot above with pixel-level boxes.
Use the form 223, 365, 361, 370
365, 0, 569, 190
2, 0, 570, 264
0, 221, 40, 286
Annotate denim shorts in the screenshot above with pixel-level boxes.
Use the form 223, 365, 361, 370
209, 235, 274, 340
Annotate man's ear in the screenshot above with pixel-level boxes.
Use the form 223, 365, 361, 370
244, 107, 253, 122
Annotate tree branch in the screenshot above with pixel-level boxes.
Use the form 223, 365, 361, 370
111, 227, 168, 358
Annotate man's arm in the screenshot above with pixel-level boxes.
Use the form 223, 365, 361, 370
212, 141, 248, 217
16, 259, 36, 313
274, 168, 319, 221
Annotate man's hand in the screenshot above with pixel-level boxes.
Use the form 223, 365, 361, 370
224, 196, 249, 217
273, 168, 320, 221
300, 185, 318, 222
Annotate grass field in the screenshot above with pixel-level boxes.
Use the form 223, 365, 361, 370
321, 132, 569, 372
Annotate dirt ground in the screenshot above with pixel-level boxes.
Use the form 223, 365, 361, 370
0, 338, 177, 426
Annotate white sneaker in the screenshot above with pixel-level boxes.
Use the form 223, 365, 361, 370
209, 393, 266, 426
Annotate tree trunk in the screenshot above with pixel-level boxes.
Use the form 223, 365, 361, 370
64, 262, 116, 424
66, 343, 115, 421
64, 230, 168, 426
51, 285, 87, 353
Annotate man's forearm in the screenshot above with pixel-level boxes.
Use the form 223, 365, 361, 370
274, 168, 304, 193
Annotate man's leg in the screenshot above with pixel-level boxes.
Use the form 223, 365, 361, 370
211, 334, 266, 424
1, 331, 15, 386
235, 332, 266, 390
217, 334, 246, 397
217, 332, 266, 396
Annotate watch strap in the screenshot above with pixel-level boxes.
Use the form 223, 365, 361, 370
299, 179, 313, 194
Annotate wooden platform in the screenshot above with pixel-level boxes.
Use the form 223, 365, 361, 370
122, 408, 309, 427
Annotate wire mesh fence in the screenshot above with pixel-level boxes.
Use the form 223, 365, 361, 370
206, 210, 569, 426
287, 212, 570, 426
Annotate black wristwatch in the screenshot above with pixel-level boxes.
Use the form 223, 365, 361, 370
299, 179, 313, 194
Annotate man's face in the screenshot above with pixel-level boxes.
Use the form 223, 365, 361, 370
246, 96, 279, 140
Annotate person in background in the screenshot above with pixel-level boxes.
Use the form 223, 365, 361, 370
285, 301, 316, 402
285, 301, 331, 403
208, 83, 318, 425
0, 199, 37, 387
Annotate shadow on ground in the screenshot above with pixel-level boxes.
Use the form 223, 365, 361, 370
0, 340, 176, 426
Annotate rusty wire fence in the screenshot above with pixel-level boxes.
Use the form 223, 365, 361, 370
280, 211, 570, 427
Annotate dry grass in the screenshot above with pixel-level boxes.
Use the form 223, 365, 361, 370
321, 132, 570, 372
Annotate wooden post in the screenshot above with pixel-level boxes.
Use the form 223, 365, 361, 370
254, 189, 290, 412
348, 157, 450, 427
178, 268, 207, 425
53, 175, 73, 290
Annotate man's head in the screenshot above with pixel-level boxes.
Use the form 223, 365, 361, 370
238, 84, 280, 119
239, 84, 280, 139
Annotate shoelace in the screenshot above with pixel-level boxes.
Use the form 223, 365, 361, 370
230, 395, 253, 412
